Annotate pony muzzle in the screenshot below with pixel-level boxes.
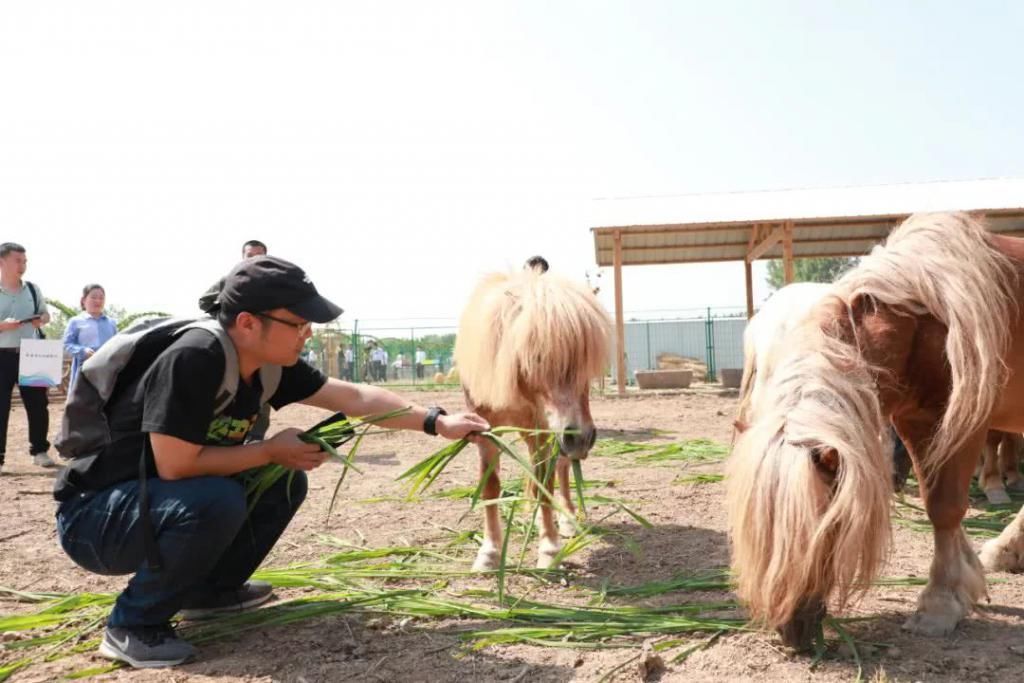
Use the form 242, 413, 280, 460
776, 597, 826, 652
559, 425, 596, 459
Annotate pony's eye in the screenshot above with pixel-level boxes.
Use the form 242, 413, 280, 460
810, 446, 839, 476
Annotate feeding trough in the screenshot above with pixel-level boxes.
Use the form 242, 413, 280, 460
718, 368, 742, 388
634, 369, 693, 389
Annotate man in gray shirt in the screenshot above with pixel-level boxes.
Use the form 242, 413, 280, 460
0, 242, 57, 471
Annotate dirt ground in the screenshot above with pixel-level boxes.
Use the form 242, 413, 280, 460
3, 388, 1024, 682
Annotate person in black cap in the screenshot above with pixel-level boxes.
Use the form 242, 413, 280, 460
53, 256, 489, 669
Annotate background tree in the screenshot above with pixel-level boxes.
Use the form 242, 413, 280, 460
765, 257, 858, 291
42, 298, 77, 340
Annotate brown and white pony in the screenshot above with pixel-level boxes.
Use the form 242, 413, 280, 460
454, 265, 611, 570
727, 212, 1024, 649
736, 281, 912, 491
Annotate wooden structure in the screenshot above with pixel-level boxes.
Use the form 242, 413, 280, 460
590, 179, 1024, 395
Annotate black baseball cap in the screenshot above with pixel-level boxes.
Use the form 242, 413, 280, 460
203, 256, 343, 323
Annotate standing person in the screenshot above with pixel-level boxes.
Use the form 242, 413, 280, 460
63, 284, 119, 390
54, 256, 488, 668
380, 346, 389, 382
241, 240, 267, 259
415, 348, 426, 379
369, 344, 382, 383
343, 345, 353, 381
0, 242, 56, 470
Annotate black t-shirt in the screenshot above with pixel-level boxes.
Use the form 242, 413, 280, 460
54, 329, 327, 501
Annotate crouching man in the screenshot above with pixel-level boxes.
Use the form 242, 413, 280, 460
52, 256, 488, 668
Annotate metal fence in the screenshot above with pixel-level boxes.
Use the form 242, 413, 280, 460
309, 307, 748, 387
620, 307, 747, 384
307, 322, 458, 387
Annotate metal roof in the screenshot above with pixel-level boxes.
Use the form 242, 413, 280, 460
591, 178, 1024, 266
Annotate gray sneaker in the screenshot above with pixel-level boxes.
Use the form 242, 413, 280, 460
179, 580, 274, 620
31, 452, 57, 468
98, 624, 197, 668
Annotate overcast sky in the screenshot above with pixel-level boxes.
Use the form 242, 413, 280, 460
2, 2, 1021, 331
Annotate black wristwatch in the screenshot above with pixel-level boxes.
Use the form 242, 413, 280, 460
423, 406, 448, 436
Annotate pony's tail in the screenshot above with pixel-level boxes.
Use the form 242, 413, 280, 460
726, 416, 892, 629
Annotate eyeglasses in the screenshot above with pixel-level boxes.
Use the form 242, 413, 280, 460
255, 312, 312, 335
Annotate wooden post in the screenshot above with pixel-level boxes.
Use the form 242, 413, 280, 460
325, 332, 339, 378
613, 230, 627, 396
744, 259, 754, 319
783, 221, 794, 284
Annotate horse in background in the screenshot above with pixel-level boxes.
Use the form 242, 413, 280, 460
454, 261, 611, 570
728, 212, 1024, 650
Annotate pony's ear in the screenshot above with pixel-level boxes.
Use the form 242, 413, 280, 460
848, 292, 877, 327
814, 294, 872, 349
813, 295, 852, 338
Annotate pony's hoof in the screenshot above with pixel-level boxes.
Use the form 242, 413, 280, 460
558, 513, 577, 538
472, 547, 501, 572
902, 609, 960, 637
902, 587, 967, 637
984, 487, 1012, 506
980, 538, 1021, 572
536, 539, 561, 569
1006, 478, 1024, 493
536, 552, 560, 570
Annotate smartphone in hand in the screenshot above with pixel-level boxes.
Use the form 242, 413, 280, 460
18, 315, 42, 324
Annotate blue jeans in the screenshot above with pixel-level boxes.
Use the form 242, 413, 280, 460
56, 471, 307, 628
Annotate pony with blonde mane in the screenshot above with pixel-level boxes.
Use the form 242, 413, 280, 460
728, 212, 1024, 649
737, 282, 832, 427
454, 263, 611, 570
737, 281, 912, 491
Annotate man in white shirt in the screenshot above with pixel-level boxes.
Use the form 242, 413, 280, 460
0, 242, 56, 471
343, 346, 353, 380
369, 346, 383, 383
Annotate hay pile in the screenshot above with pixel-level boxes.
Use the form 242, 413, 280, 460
656, 353, 707, 377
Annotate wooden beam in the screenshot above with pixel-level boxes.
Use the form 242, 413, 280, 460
597, 227, 1024, 268
598, 225, 1024, 258
613, 230, 627, 396
783, 221, 794, 284
747, 223, 761, 253
595, 250, 882, 267
591, 208, 1024, 239
744, 259, 754, 319
746, 223, 786, 263
598, 234, 888, 255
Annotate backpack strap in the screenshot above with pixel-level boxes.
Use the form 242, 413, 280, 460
259, 364, 282, 405
25, 281, 43, 314
179, 320, 282, 414
179, 320, 239, 414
